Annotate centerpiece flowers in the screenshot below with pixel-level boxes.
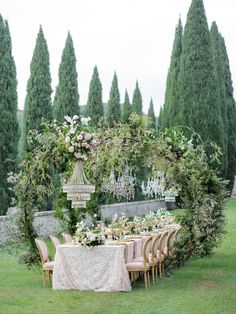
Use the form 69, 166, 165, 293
73, 221, 105, 247
107, 208, 175, 238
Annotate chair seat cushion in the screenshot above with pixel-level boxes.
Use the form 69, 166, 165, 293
43, 261, 54, 271
126, 261, 150, 271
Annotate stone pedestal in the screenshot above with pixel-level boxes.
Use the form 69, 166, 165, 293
231, 175, 236, 198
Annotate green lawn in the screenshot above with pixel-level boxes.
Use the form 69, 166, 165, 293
1, 200, 236, 314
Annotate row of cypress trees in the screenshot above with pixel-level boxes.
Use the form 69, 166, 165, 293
159, 0, 236, 183
21, 26, 157, 149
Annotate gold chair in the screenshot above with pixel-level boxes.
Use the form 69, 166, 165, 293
35, 238, 54, 288
157, 231, 169, 277
126, 236, 152, 288
150, 234, 163, 283
62, 232, 73, 244
50, 235, 61, 255
166, 229, 177, 256
174, 227, 182, 241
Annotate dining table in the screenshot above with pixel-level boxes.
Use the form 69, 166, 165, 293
53, 244, 132, 292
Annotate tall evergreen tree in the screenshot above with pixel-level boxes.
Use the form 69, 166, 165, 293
161, 18, 183, 128
0, 16, 19, 214
132, 81, 142, 114
157, 106, 164, 134
53, 32, 79, 121
22, 25, 52, 152
219, 33, 236, 184
107, 72, 121, 127
86, 66, 103, 126
122, 89, 132, 123
177, 0, 224, 161
210, 22, 228, 176
148, 98, 156, 129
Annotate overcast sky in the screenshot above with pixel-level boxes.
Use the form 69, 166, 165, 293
1, 0, 236, 115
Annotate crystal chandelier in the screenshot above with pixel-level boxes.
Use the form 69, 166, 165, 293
141, 171, 165, 199
101, 166, 136, 201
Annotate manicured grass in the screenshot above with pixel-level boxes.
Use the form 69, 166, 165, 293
1, 200, 236, 314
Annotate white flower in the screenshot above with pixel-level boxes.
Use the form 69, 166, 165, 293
72, 115, 79, 120
65, 136, 70, 143
84, 133, 92, 141
64, 115, 73, 124
77, 134, 83, 141
70, 128, 76, 134
81, 117, 91, 126
74, 152, 81, 159
89, 234, 96, 242
68, 146, 75, 153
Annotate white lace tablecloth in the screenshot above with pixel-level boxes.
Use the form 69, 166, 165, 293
53, 244, 132, 292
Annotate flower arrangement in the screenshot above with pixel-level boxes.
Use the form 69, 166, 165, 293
72, 209, 179, 246
73, 221, 105, 247
105, 208, 176, 238
63, 115, 96, 161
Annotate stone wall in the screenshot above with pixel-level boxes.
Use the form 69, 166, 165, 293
0, 209, 64, 245
0, 215, 11, 245
0, 199, 171, 244
100, 199, 166, 221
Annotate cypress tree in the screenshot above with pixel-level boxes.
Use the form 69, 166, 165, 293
22, 25, 52, 152
132, 81, 142, 114
107, 72, 121, 127
148, 98, 156, 129
122, 89, 132, 123
0, 16, 19, 214
161, 18, 183, 128
178, 0, 224, 160
157, 106, 164, 135
210, 22, 228, 176
86, 66, 103, 126
53, 32, 79, 121
219, 34, 236, 184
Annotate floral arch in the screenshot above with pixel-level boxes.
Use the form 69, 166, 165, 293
14, 114, 227, 267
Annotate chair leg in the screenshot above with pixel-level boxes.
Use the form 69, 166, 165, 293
43, 270, 46, 288
144, 271, 148, 288
155, 266, 158, 282
152, 266, 155, 284
159, 262, 162, 278
48, 271, 52, 285
147, 271, 150, 288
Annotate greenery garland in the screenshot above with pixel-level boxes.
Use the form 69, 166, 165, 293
13, 114, 227, 267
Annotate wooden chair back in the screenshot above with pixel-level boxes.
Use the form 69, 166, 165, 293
151, 234, 162, 260
62, 232, 73, 244
166, 229, 177, 255
35, 238, 50, 264
174, 227, 182, 241
50, 235, 61, 254
143, 236, 152, 266
159, 231, 169, 255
